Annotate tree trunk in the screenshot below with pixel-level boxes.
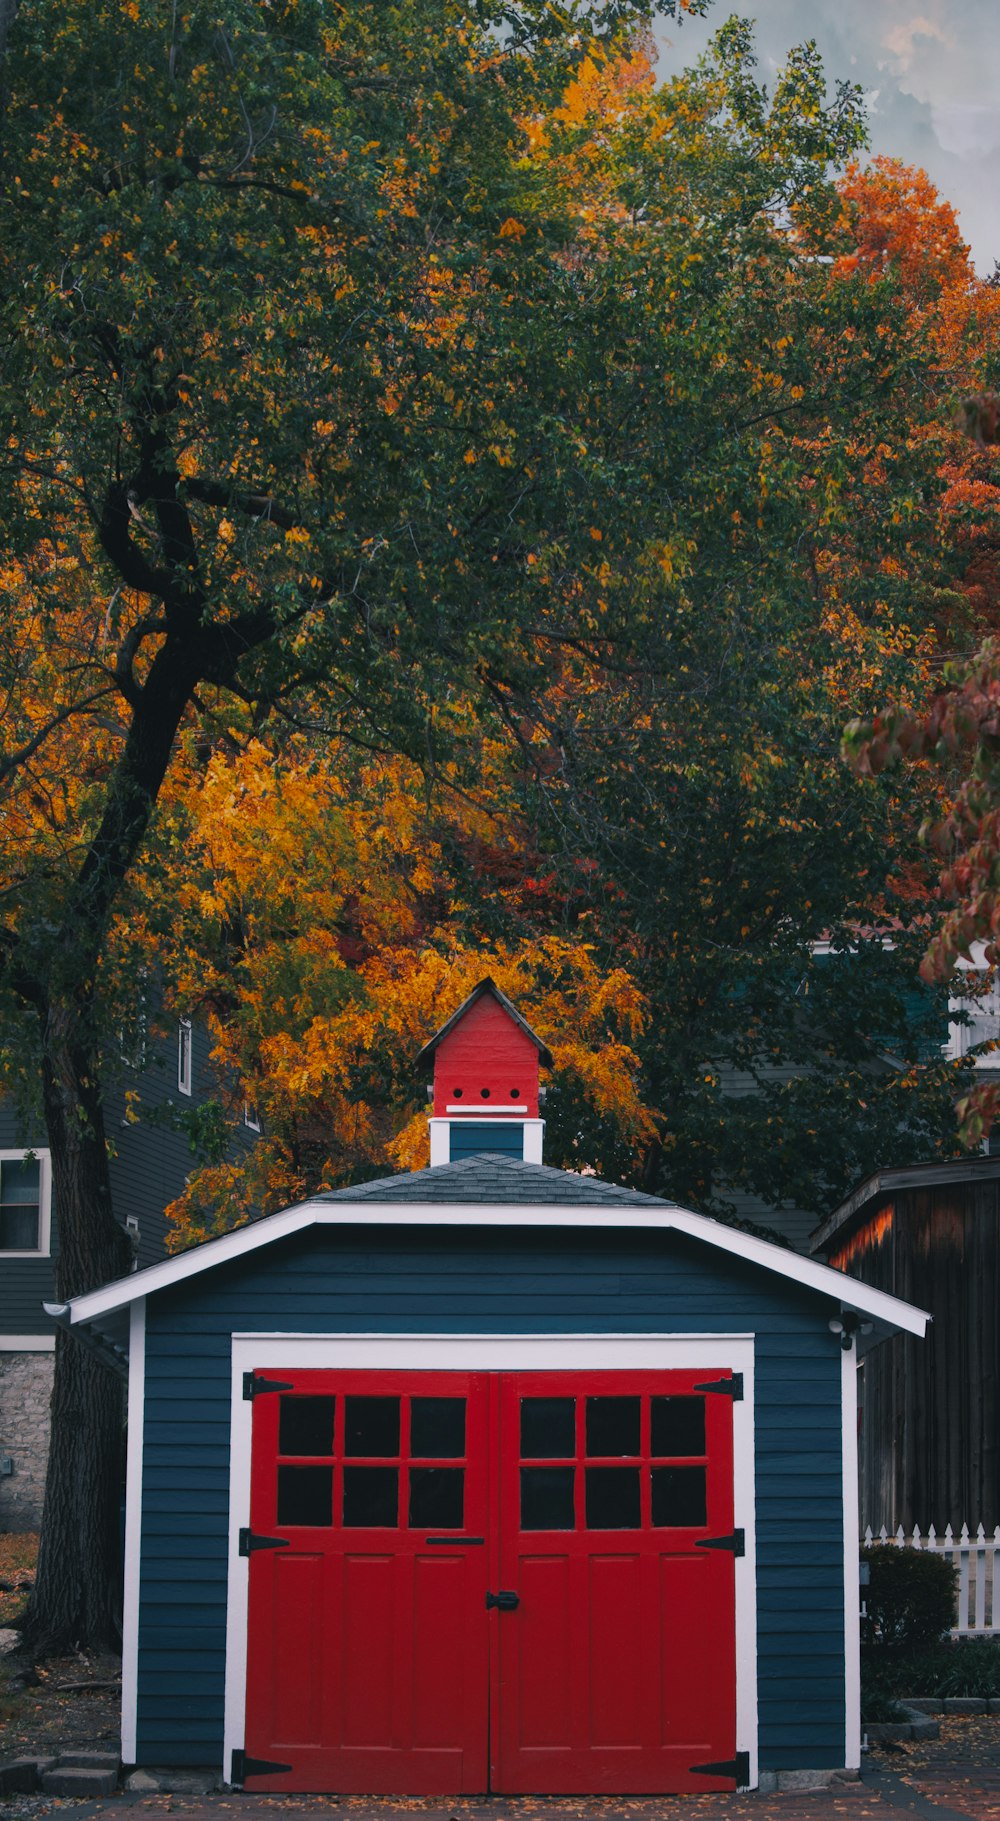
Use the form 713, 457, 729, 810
20, 1004, 132, 1655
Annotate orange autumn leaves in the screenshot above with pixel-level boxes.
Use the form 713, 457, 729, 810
157, 741, 655, 1248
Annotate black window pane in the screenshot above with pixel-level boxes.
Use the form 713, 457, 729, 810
277, 1464, 333, 1527
279, 1395, 335, 1457
408, 1467, 464, 1528
651, 1396, 706, 1458
0, 1159, 40, 1203
585, 1467, 641, 1529
651, 1465, 707, 1527
411, 1398, 465, 1458
343, 1466, 398, 1527
586, 1397, 640, 1457
520, 1467, 575, 1530
344, 1396, 400, 1457
520, 1398, 575, 1459
0, 1207, 39, 1249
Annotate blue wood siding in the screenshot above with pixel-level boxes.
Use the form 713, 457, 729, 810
449, 1123, 524, 1161
138, 1226, 847, 1773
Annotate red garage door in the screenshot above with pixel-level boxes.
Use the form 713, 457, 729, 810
242, 1367, 739, 1795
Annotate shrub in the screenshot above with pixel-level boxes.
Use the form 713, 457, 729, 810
861, 1638, 1000, 1699
860, 1687, 906, 1724
862, 1545, 956, 1649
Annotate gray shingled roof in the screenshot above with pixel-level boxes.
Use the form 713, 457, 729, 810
317, 1154, 675, 1208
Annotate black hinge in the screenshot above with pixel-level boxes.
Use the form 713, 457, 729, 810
696, 1528, 745, 1556
243, 1372, 294, 1400
695, 1373, 743, 1400
486, 1589, 520, 1610
239, 1528, 290, 1557
690, 1751, 750, 1786
231, 1750, 293, 1785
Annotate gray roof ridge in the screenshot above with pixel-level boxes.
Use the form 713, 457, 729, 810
316, 1153, 675, 1207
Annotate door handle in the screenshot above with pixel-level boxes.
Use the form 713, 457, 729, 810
486, 1589, 520, 1610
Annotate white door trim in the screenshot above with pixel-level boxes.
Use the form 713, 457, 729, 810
223, 1332, 758, 1790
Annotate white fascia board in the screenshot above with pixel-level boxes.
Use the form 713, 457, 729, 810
56, 1195, 929, 1338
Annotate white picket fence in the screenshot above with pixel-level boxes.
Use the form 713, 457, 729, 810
863, 1523, 1000, 1636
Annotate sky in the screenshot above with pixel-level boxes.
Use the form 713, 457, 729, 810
654, 0, 1000, 273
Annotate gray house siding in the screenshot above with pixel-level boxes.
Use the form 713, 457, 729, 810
0, 1020, 255, 1329
0, 1024, 256, 1526
137, 1224, 846, 1773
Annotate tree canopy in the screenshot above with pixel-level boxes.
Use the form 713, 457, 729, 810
2, 0, 996, 1650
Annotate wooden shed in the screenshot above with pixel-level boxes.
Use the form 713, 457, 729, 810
812, 1156, 1000, 1535
48, 985, 926, 1796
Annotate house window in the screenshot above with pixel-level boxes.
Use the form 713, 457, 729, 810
0, 1151, 51, 1254
177, 1018, 193, 1096
243, 1101, 261, 1133
947, 946, 1000, 1067
119, 976, 150, 1070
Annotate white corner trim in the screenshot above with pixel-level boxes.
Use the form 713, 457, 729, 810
842, 1342, 861, 1770
59, 1193, 929, 1339
222, 1333, 757, 1789
121, 1299, 146, 1765
0, 1334, 56, 1351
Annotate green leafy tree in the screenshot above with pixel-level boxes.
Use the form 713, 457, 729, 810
0, 0, 702, 1652
143, 27, 972, 1246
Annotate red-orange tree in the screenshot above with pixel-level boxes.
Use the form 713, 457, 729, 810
839, 162, 1000, 1142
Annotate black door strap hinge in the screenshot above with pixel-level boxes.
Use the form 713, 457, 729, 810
694, 1373, 743, 1400
239, 1528, 290, 1557
231, 1750, 293, 1785
696, 1528, 745, 1556
486, 1589, 520, 1610
243, 1372, 294, 1400
690, 1752, 750, 1786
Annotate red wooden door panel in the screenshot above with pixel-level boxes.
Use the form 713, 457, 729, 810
242, 1365, 740, 1795
493, 1369, 738, 1793
243, 1369, 490, 1793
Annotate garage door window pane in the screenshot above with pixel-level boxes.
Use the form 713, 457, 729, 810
585, 1467, 641, 1529
408, 1467, 464, 1528
521, 1467, 575, 1530
345, 1397, 400, 1457
651, 1465, 707, 1528
277, 1464, 333, 1527
586, 1397, 640, 1457
343, 1466, 399, 1526
411, 1398, 465, 1458
651, 1396, 705, 1458
520, 1398, 575, 1458
279, 1395, 335, 1457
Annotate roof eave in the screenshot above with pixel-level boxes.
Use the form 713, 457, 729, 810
56, 1196, 930, 1342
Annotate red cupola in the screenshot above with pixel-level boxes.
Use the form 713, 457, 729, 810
415, 978, 552, 1166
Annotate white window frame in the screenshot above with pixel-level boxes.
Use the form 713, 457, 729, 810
218, 1332, 759, 1791
946, 945, 1000, 1069
428, 1116, 544, 1165
0, 1148, 52, 1258
177, 1018, 193, 1097
243, 1102, 261, 1134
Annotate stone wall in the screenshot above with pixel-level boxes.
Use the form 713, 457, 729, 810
0, 1350, 53, 1531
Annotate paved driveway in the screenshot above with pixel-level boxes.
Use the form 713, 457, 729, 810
25, 1720, 1000, 1821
